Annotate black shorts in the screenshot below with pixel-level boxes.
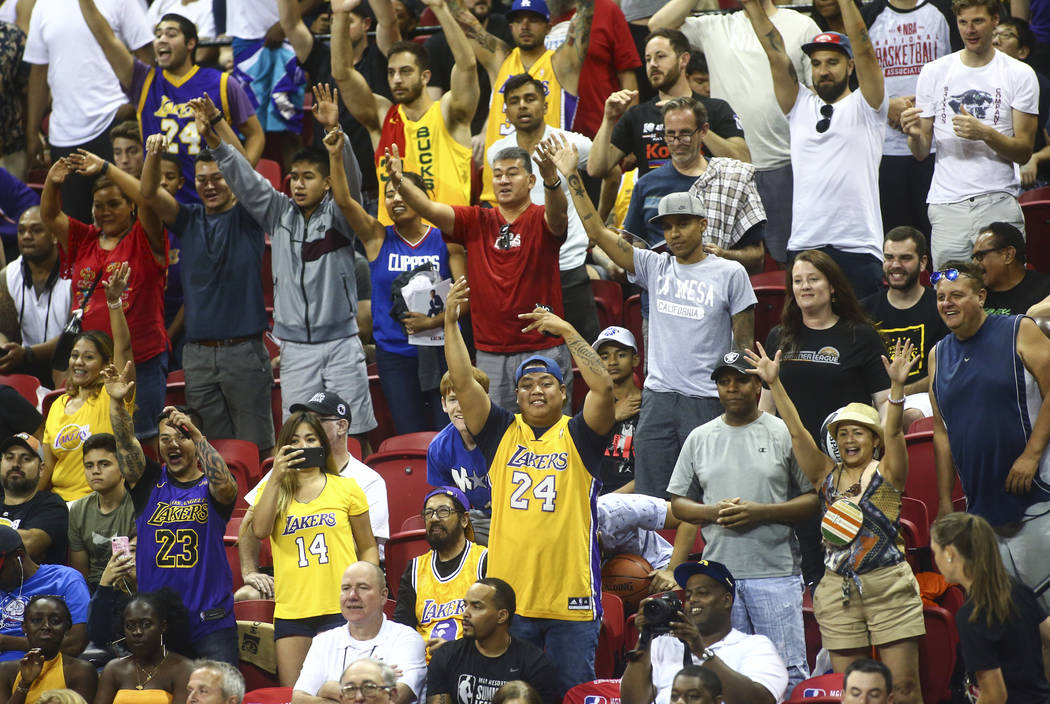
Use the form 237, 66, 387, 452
273, 612, 345, 640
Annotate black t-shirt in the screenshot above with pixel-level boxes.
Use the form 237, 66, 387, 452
426, 635, 561, 704
767, 320, 890, 441
984, 270, 1050, 316
0, 491, 68, 565
424, 14, 512, 136
392, 545, 489, 628
957, 579, 1050, 704
301, 39, 391, 194
861, 286, 949, 383
598, 413, 637, 494
611, 93, 745, 175
0, 386, 42, 442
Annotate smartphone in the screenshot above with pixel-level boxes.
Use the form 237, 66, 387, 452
297, 447, 326, 470
111, 536, 131, 556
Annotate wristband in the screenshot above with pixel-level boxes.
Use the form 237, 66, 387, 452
22, 344, 33, 363
15, 685, 30, 694
543, 178, 562, 190
99, 161, 110, 176
107, 300, 122, 310
887, 396, 906, 406
209, 113, 224, 128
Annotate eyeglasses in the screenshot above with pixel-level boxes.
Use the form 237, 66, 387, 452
816, 104, 834, 133
930, 268, 964, 284
993, 29, 1019, 40
971, 246, 1005, 263
661, 128, 698, 144
421, 506, 459, 520
340, 684, 390, 700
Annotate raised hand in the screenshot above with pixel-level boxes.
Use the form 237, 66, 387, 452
546, 132, 580, 177
18, 649, 45, 686
101, 361, 136, 401
445, 277, 469, 325
330, 0, 363, 12
604, 89, 637, 122
162, 405, 202, 442
384, 144, 405, 189
743, 341, 780, 385
311, 83, 341, 130
882, 338, 918, 386
103, 261, 131, 305
68, 149, 106, 176
45, 158, 74, 185
145, 133, 169, 156
519, 305, 571, 338
189, 92, 221, 121
323, 127, 346, 155
532, 138, 559, 185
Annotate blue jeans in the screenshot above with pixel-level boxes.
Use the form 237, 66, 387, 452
731, 575, 809, 695
787, 246, 883, 300
133, 351, 169, 439
194, 626, 239, 666
374, 346, 443, 434
509, 616, 599, 696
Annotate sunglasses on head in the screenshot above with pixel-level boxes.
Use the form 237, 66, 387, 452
930, 268, 961, 284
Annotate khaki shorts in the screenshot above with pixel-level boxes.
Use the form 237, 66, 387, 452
813, 561, 926, 650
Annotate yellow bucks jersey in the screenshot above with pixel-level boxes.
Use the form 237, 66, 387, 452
376, 101, 472, 225
412, 541, 487, 657
481, 49, 578, 203
486, 413, 601, 621
267, 475, 370, 620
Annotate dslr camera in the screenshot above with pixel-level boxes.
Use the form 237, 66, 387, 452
641, 591, 682, 636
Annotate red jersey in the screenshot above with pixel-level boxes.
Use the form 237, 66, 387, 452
446, 204, 564, 354
62, 219, 169, 363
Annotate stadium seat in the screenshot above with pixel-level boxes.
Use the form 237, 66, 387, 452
1020, 200, 1050, 274
623, 294, 645, 372
749, 270, 785, 288
904, 431, 965, 528
591, 279, 624, 329
378, 432, 437, 454
255, 159, 283, 191
243, 688, 293, 704
563, 679, 621, 704
918, 604, 958, 704
787, 673, 844, 703
383, 529, 428, 598
225, 514, 245, 592
165, 381, 187, 408
384, 598, 396, 619
366, 451, 430, 534
571, 367, 590, 415
801, 589, 821, 672
234, 600, 275, 624
596, 592, 625, 678
0, 374, 41, 406
367, 373, 397, 454
1019, 185, 1050, 204
401, 515, 425, 532
41, 388, 64, 418
907, 416, 934, 434
347, 436, 363, 461
900, 496, 930, 546
166, 369, 185, 384
753, 283, 786, 348
261, 242, 274, 313
212, 438, 262, 508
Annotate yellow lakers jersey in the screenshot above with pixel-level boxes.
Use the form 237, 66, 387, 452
487, 414, 600, 621
266, 475, 370, 620
412, 541, 487, 658
376, 101, 472, 226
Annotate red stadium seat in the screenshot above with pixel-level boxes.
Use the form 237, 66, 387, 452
165, 381, 187, 408
1019, 185, 1050, 204
366, 451, 430, 552
904, 431, 965, 529
563, 679, 621, 704
900, 496, 930, 546
623, 294, 645, 373
212, 438, 262, 508
166, 369, 185, 384
225, 514, 245, 592
243, 687, 292, 704
753, 284, 786, 348
591, 279, 624, 330
347, 436, 363, 461
596, 592, 626, 678
366, 373, 397, 455
41, 388, 65, 418
919, 604, 958, 704
384, 598, 396, 619
749, 270, 786, 288
1020, 200, 1050, 274
378, 432, 437, 454
383, 529, 428, 598
0, 374, 41, 406
801, 590, 822, 672
401, 514, 425, 532
261, 242, 274, 313
907, 416, 934, 434
787, 673, 844, 703
255, 159, 283, 191
234, 599, 275, 624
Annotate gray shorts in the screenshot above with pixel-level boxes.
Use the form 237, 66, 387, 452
183, 338, 276, 451
997, 502, 1050, 613
476, 345, 573, 414
278, 336, 377, 435
633, 390, 723, 498
928, 192, 1025, 269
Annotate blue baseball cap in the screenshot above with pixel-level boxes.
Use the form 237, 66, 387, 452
674, 559, 736, 597
513, 355, 564, 385
507, 0, 550, 21
802, 32, 853, 59
423, 486, 475, 540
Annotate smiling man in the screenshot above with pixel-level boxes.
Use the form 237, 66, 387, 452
0, 433, 68, 565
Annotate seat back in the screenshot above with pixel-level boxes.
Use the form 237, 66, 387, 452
596, 592, 626, 678
366, 451, 430, 537
1021, 200, 1050, 274
904, 431, 964, 525
623, 294, 645, 372
234, 599, 276, 624
212, 438, 262, 508
378, 432, 438, 454
0, 374, 41, 406
243, 687, 293, 704
753, 285, 786, 348
591, 279, 624, 329
255, 159, 283, 191
788, 673, 844, 703
563, 679, 622, 704
919, 604, 958, 704
383, 529, 429, 598
907, 416, 934, 434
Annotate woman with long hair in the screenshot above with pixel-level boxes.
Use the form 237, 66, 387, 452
94, 589, 194, 704
931, 512, 1050, 703
249, 411, 379, 686
41, 262, 134, 501
748, 339, 924, 704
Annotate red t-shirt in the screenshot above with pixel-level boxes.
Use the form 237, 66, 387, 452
446, 204, 564, 354
62, 219, 169, 363
555, 0, 642, 138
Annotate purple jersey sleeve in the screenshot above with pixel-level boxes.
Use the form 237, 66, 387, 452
225, 74, 256, 127
129, 58, 154, 104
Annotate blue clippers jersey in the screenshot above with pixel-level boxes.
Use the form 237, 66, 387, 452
135, 466, 235, 639
369, 225, 451, 357
135, 64, 233, 204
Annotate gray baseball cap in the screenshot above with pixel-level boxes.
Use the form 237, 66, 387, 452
648, 192, 708, 226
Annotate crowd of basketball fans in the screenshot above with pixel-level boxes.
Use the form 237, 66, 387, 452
0, 0, 1049, 701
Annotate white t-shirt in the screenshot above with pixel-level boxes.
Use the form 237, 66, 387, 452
596, 494, 673, 569
294, 617, 427, 698
681, 9, 821, 170
486, 125, 592, 270
651, 628, 789, 704
226, 0, 279, 40
917, 49, 1039, 202
23, 0, 153, 146
868, 1, 954, 156
3, 257, 73, 347
0, 2, 15, 24
145, 0, 217, 39
788, 86, 888, 259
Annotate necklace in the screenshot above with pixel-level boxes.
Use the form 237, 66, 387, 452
133, 646, 167, 690
836, 465, 865, 498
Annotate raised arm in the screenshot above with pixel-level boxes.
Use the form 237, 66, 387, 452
838, 0, 883, 108
385, 144, 457, 232
520, 307, 615, 434
140, 134, 181, 226
744, 342, 835, 487
323, 127, 386, 258
741, 0, 799, 115
443, 278, 491, 435
277, 0, 317, 64
367, 0, 402, 55
648, 0, 698, 31
549, 133, 636, 272
452, 5, 509, 84
330, 6, 389, 147
880, 340, 918, 491
102, 262, 135, 377
311, 83, 363, 203
77, 0, 135, 90
551, 0, 595, 95
429, 0, 479, 132
164, 405, 238, 505
587, 90, 634, 178
190, 93, 250, 161
39, 160, 73, 253
534, 138, 568, 237
103, 361, 145, 487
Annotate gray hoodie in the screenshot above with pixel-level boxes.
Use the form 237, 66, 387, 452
214, 139, 364, 343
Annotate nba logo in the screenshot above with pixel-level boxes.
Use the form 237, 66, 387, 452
584, 697, 607, 704
803, 689, 827, 698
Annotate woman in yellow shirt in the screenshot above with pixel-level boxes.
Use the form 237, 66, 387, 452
42, 262, 134, 501
249, 412, 379, 687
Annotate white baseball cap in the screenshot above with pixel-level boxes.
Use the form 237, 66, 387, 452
592, 326, 637, 353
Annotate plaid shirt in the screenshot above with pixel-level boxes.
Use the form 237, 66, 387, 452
688, 157, 766, 251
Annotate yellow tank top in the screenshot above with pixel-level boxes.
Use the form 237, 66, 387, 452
412, 541, 487, 660
13, 653, 65, 703
481, 49, 577, 203
265, 474, 370, 620
113, 689, 174, 704
487, 414, 600, 621
376, 101, 472, 226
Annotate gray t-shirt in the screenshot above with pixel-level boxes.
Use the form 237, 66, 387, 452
67, 491, 136, 585
667, 413, 811, 579
632, 250, 756, 397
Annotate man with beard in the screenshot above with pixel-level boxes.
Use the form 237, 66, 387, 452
0, 433, 67, 565
746, 0, 888, 298
393, 487, 487, 660
861, 227, 949, 427
620, 560, 788, 704
332, 0, 479, 225
588, 29, 749, 180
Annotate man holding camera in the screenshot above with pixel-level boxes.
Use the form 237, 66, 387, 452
620, 560, 788, 704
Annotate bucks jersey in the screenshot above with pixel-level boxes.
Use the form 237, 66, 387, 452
411, 541, 487, 654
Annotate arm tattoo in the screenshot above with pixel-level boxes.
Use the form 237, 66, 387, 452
764, 29, 785, 54
567, 174, 586, 198
568, 0, 595, 58
567, 334, 608, 379
112, 400, 145, 485
615, 237, 632, 253
197, 438, 237, 495
465, 23, 501, 54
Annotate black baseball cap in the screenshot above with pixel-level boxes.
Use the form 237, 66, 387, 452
710, 350, 753, 381
0, 525, 25, 571
290, 391, 352, 423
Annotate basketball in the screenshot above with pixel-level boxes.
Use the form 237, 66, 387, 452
602, 554, 654, 610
